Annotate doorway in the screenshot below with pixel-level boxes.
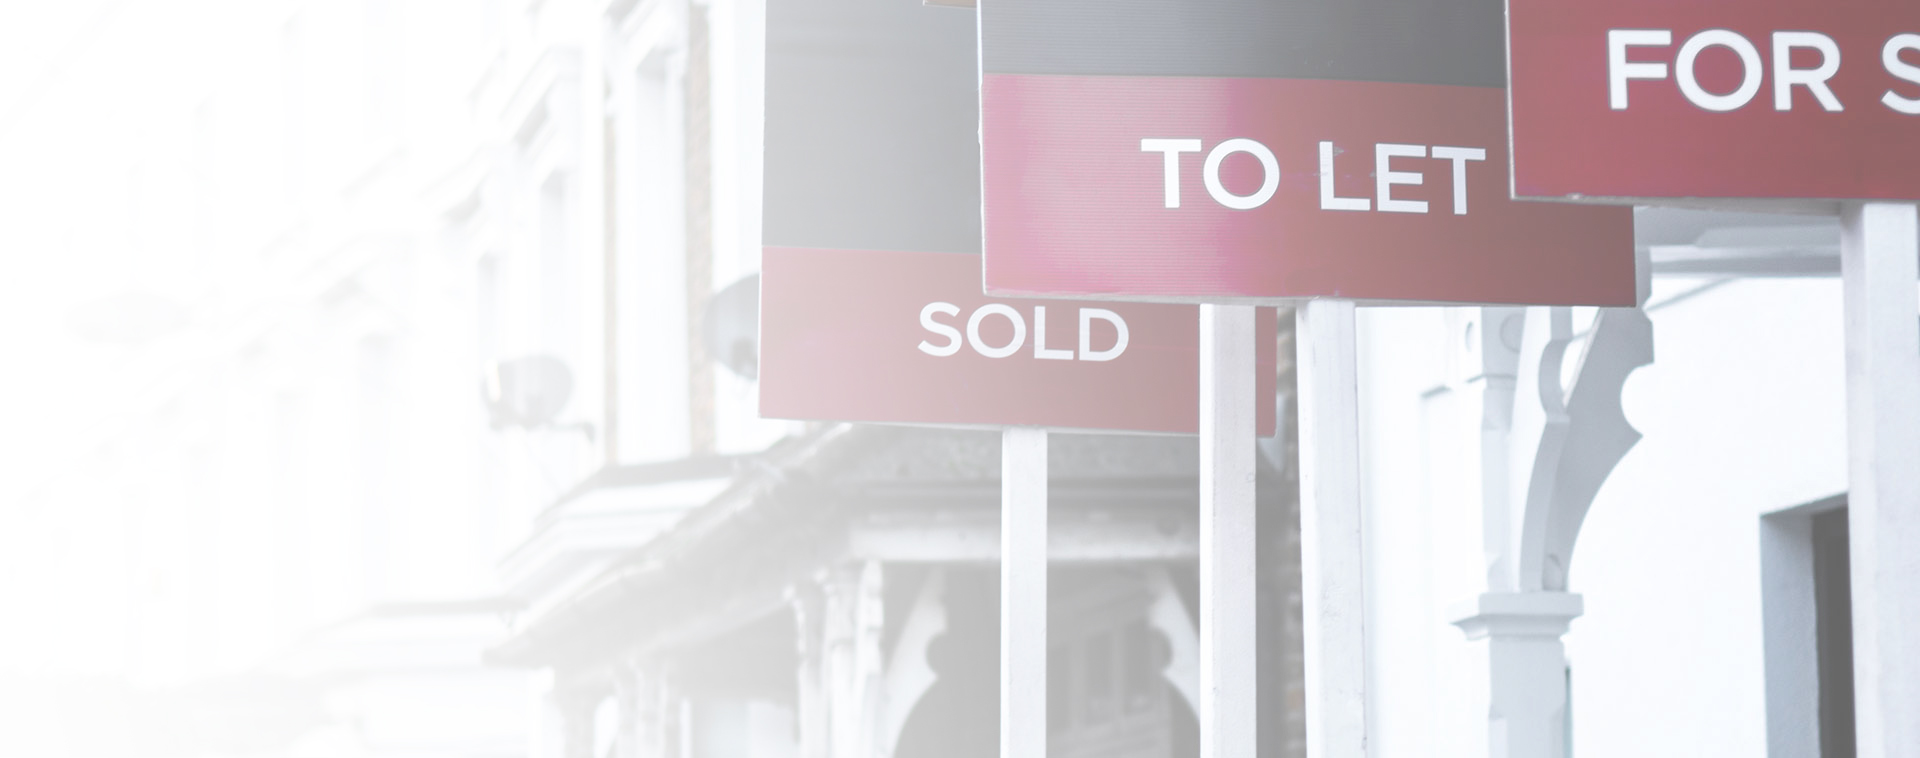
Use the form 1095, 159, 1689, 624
1760, 497, 1854, 758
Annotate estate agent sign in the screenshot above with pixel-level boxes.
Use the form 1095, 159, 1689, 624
1507, 0, 1920, 201
978, 0, 1638, 306
761, 0, 1276, 434
760, 248, 1276, 434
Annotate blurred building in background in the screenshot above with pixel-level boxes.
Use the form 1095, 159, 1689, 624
0, 1, 1879, 758
0, 1, 1304, 757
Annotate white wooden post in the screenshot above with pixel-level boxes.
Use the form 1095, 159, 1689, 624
1837, 201, 1920, 758
1199, 304, 1258, 758
1295, 300, 1368, 758
1002, 426, 1049, 758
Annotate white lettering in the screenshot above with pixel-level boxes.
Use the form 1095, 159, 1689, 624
1884, 34, 1920, 115
1078, 308, 1130, 362
924, 304, 1134, 361
966, 304, 1026, 359
1676, 29, 1763, 112
1318, 141, 1371, 211
1032, 306, 1073, 360
1609, 29, 1673, 109
1202, 138, 1280, 210
1375, 143, 1428, 214
917, 302, 962, 357
1773, 31, 1844, 111
1429, 146, 1487, 215
1141, 138, 1203, 208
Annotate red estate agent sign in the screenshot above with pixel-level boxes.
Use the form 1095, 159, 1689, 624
763, 0, 1279, 435
978, 0, 1637, 307
760, 248, 1277, 435
1507, 0, 1920, 201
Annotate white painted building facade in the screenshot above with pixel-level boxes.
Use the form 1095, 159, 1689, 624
1356, 209, 1869, 757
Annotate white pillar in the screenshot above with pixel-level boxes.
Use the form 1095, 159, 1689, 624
531, 672, 568, 758
1450, 592, 1583, 758
1200, 303, 1258, 758
1294, 300, 1367, 758
1002, 427, 1048, 758
615, 661, 667, 758
560, 690, 598, 758
1838, 201, 1920, 758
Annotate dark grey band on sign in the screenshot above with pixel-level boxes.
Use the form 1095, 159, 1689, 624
979, 0, 1507, 88
763, 0, 983, 255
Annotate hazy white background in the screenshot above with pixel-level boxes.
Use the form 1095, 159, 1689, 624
0, 3, 537, 754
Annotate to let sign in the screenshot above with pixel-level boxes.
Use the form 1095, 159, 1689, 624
978, 0, 1637, 307
760, 248, 1277, 435
1508, 0, 1920, 201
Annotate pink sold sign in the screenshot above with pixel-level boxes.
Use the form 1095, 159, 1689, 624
761, 0, 1279, 436
759, 248, 1277, 435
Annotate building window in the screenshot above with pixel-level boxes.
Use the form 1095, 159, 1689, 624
1049, 574, 1179, 758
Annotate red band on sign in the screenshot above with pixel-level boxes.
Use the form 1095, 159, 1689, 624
759, 247, 1278, 435
1507, 2, 1920, 201
980, 74, 1636, 306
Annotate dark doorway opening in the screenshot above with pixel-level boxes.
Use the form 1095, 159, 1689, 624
1812, 506, 1854, 758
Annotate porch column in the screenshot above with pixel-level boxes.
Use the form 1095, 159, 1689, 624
1451, 592, 1584, 758
558, 689, 599, 758
615, 660, 668, 758
793, 562, 887, 758
1444, 301, 1650, 758
823, 561, 887, 758
793, 584, 831, 758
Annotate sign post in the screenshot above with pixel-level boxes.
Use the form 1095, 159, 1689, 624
1837, 202, 1920, 757
762, 0, 1284, 747
1293, 301, 1368, 758
760, 6, 1062, 757
1000, 426, 1048, 758
1198, 304, 1259, 758
1503, 3, 1920, 753
759, 247, 1277, 758
977, 2, 1635, 757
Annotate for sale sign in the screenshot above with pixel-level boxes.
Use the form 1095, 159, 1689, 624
1507, 0, 1920, 202
978, 0, 1636, 307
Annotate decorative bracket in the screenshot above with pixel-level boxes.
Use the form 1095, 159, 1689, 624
1514, 308, 1656, 592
